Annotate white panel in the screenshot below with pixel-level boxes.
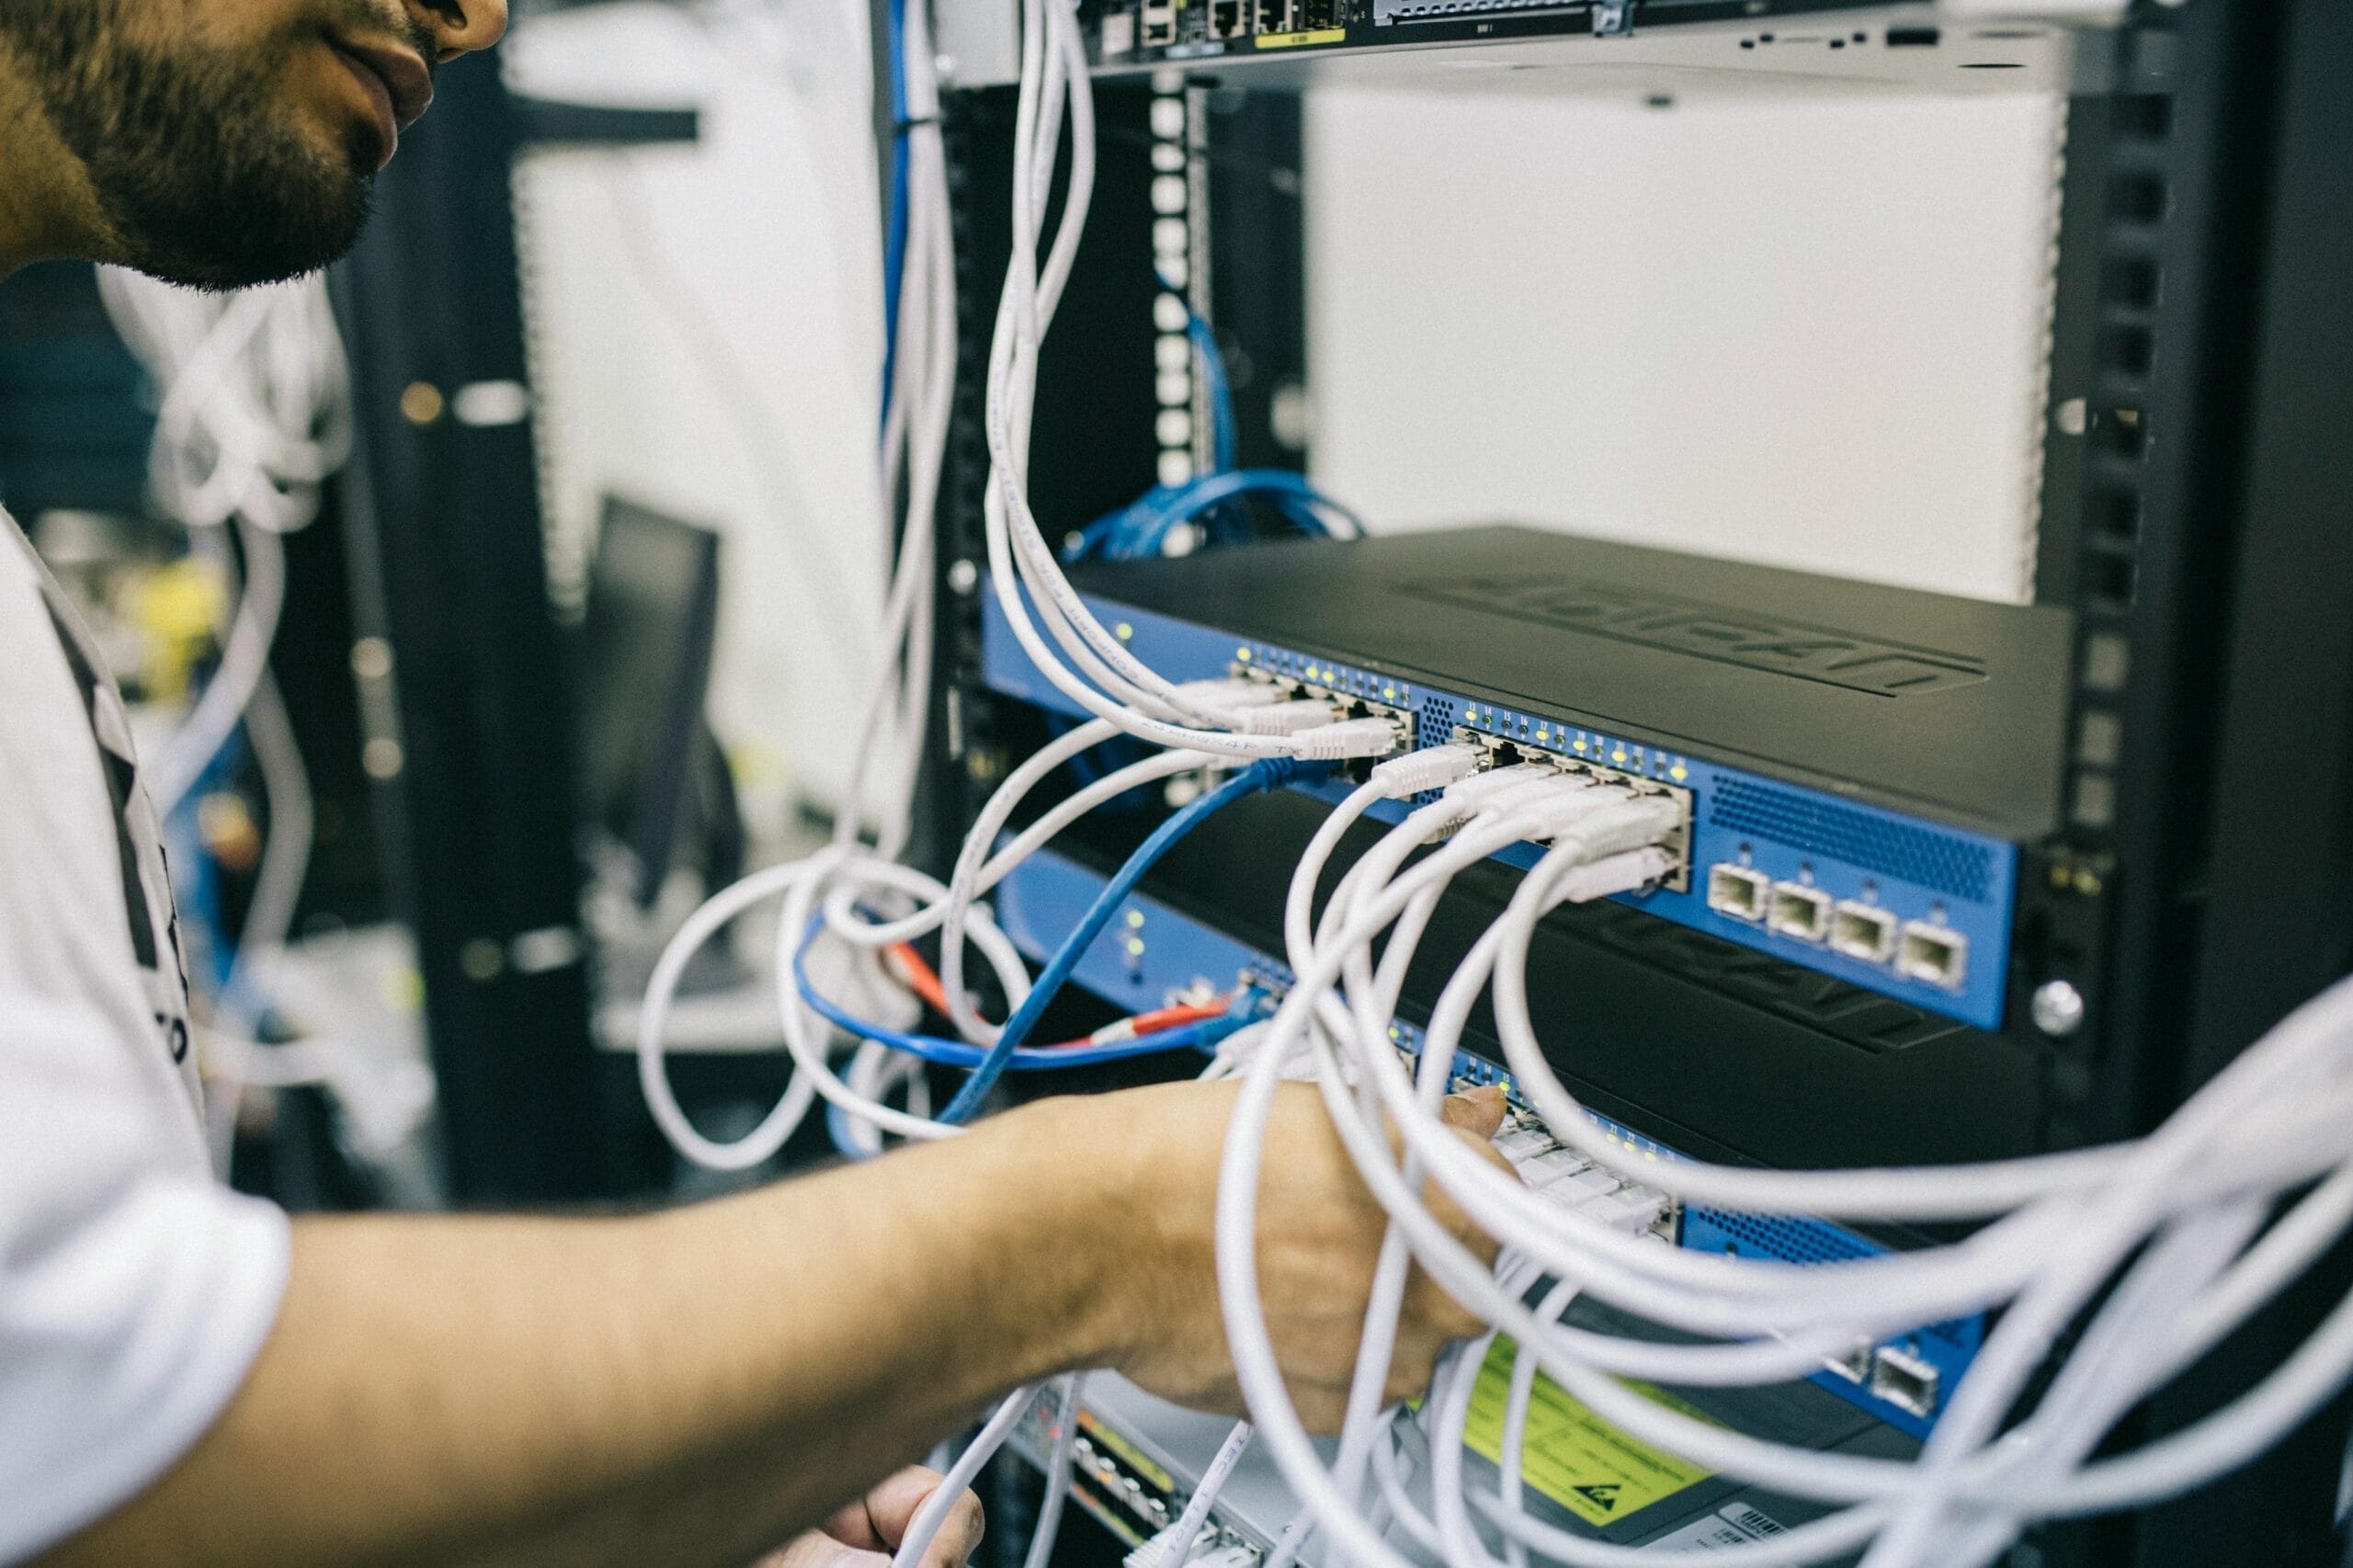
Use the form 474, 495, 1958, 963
507, 0, 888, 819
1304, 86, 2063, 605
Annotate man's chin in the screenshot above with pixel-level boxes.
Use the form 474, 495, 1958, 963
114, 180, 373, 292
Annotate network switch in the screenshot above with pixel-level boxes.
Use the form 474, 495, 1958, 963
1053, 0, 2109, 97
980, 526, 2069, 1031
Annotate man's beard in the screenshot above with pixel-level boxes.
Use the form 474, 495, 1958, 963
0, 0, 389, 290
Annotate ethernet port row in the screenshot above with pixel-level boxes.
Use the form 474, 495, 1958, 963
1896, 922, 1969, 992
1708, 861, 1966, 994
1767, 881, 1832, 943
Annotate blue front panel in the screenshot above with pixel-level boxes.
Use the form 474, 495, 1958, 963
992, 842, 1276, 1015
981, 587, 2015, 1030
996, 844, 1984, 1439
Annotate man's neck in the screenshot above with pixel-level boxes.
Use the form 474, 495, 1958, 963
0, 53, 115, 283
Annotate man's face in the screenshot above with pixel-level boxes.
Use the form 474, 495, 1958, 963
0, 0, 496, 290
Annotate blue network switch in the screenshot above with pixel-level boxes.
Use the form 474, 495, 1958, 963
982, 586, 2020, 1030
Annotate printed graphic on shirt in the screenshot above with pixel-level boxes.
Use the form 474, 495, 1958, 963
33, 584, 194, 1070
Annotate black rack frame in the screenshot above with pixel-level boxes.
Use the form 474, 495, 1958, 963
925, 2, 2353, 1562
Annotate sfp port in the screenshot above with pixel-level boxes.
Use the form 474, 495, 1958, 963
1830, 900, 1898, 963
1767, 881, 1832, 943
1870, 1343, 1941, 1417
1896, 921, 1969, 991
1707, 863, 1770, 923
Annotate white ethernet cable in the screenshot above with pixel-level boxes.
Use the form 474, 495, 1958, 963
1023, 1377, 1086, 1568
1206, 748, 2353, 1568
892, 1383, 1040, 1568
1137, 1421, 1255, 1568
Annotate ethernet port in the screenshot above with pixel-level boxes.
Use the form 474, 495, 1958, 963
1897, 922, 1969, 991
1870, 1344, 1941, 1417
1830, 901, 1898, 964
1255, 0, 1299, 32
1768, 881, 1832, 943
1141, 3, 1177, 43
1706, 864, 1770, 923
1210, 0, 1245, 34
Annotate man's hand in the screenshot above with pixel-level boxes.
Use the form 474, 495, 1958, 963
757, 1469, 983, 1568
1074, 1079, 1509, 1431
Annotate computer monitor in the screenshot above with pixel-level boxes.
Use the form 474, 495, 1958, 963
576, 494, 740, 907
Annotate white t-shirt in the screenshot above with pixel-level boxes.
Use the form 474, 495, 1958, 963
0, 512, 289, 1563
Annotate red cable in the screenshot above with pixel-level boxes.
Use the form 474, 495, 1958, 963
884, 942, 1229, 1050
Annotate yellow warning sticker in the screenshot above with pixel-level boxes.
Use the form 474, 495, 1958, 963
1254, 26, 1346, 47
1458, 1338, 1717, 1527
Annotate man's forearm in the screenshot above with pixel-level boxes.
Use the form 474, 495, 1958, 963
41, 1096, 1130, 1568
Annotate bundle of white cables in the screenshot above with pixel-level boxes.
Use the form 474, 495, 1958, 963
100, 269, 349, 1167
1206, 760, 2353, 1568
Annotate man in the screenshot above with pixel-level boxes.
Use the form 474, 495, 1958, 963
0, 4, 1507, 1565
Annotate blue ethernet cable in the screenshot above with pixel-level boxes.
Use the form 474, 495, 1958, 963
1064, 469, 1364, 563
1189, 312, 1237, 472
1152, 269, 1238, 472
938, 755, 1333, 1122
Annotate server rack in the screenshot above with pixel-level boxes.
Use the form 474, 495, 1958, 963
925, 3, 2353, 1564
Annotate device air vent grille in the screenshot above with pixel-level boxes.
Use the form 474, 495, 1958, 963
1709, 781, 1993, 903
1688, 1209, 1973, 1351
1692, 1208, 1870, 1267
1416, 695, 1454, 751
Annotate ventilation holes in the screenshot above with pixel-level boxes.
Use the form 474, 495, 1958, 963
1709, 782, 1995, 903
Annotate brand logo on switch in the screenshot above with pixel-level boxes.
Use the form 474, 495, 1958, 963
1399, 576, 1987, 697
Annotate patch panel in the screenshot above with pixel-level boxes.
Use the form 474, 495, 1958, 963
1014, 1387, 1274, 1562
1066, 0, 2109, 99
1074, 1408, 1180, 1545
992, 841, 1984, 1437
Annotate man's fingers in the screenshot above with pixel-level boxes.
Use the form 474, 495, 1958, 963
854, 1467, 986, 1568
1439, 1084, 1508, 1139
